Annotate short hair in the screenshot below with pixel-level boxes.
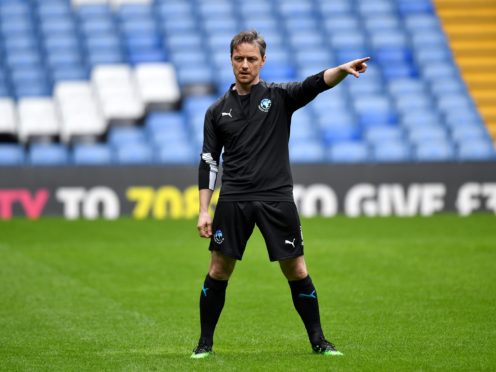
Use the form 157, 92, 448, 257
230, 30, 266, 58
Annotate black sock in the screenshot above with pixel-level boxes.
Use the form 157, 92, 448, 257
199, 274, 228, 346
288, 275, 324, 345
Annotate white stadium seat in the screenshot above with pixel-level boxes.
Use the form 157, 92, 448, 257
71, 0, 108, 7
54, 81, 106, 143
134, 63, 181, 110
109, 0, 152, 8
17, 98, 60, 143
91, 64, 145, 124
0, 99, 17, 135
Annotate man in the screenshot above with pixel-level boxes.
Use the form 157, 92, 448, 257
192, 30, 369, 358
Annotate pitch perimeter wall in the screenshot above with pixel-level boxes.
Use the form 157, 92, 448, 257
1, 163, 495, 219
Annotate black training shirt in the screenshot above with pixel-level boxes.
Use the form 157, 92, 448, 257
199, 70, 331, 201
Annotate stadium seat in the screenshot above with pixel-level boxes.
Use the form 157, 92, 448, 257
408, 126, 448, 145
401, 111, 442, 129
155, 142, 196, 164
17, 98, 61, 143
0, 99, 17, 136
395, 93, 432, 112
364, 126, 403, 145
357, 0, 395, 15
451, 125, 489, 144
134, 63, 181, 110
28, 143, 69, 165
91, 64, 145, 124
72, 143, 113, 165
0, 144, 25, 165
289, 140, 325, 163
397, 0, 435, 15
318, 1, 352, 15
430, 79, 466, 96
321, 123, 362, 144
372, 140, 411, 162
388, 78, 425, 96
323, 15, 359, 34
107, 126, 147, 148
328, 141, 369, 163
414, 140, 455, 162
54, 81, 106, 143
457, 140, 496, 161
146, 111, 186, 134
114, 142, 154, 164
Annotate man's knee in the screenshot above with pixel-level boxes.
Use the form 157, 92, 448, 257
208, 251, 236, 280
279, 256, 308, 281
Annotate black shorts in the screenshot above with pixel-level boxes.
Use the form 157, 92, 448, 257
209, 201, 304, 261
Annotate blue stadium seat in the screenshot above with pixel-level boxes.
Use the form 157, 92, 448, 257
0, 144, 25, 165
44, 34, 80, 53
365, 126, 403, 145
457, 139, 496, 161
183, 96, 217, 117
395, 93, 432, 112
401, 111, 442, 129
72, 144, 113, 165
415, 48, 452, 65
51, 65, 88, 82
388, 78, 425, 96
437, 94, 475, 114
117, 4, 153, 19
328, 141, 369, 163
318, 0, 352, 15
261, 63, 297, 81
166, 34, 202, 51
37, 2, 72, 19
321, 123, 362, 144
451, 125, 489, 144
414, 140, 455, 162
278, 1, 314, 17
408, 126, 448, 144
397, 0, 435, 15
330, 33, 366, 49
364, 15, 400, 32
404, 14, 441, 32
108, 127, 147, 148
114, 142, 154, 165
412, 31, 448, 48
430, 79, 466, 96
28, 144, 69, 165
176, 66, 215, 87
4, 34, 38, 53
77, 4, 112, 19
87, 49, 124, 67
238, 1, 273, 17
290, 140, 325, 163
155, 142, 196, 164
170, 51, 207, 66
372, 140, 411, 162
146, 112, 189, 145
80, 18, 116, 35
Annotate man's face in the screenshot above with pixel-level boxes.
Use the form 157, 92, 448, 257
231, 42, 265, 86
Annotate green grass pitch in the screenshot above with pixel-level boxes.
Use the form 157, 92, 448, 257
1, 215, 495, 371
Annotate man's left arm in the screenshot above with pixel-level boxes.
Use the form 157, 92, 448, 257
282, 57, 370, 111
323, 57, 370, 88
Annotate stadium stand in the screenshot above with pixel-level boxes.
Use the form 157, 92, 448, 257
0, 0, 494, 165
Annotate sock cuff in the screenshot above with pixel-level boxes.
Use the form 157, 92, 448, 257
205, 274, 228, 290
288, 275, 313, 291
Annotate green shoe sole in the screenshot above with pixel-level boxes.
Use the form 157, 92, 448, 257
190, 351, 213, 359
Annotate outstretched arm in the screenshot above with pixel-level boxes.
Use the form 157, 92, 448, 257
323, 57, 370, 88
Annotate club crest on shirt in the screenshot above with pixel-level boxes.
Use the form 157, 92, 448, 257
258, 98, 272, 113
214, 229, 224, 244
